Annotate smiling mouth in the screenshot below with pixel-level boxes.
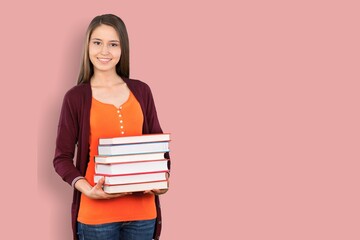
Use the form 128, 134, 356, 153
97, 58, 112, 63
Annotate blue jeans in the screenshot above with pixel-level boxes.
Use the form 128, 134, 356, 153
77, 219, 156, 240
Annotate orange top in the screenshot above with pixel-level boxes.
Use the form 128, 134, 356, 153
77, 91, 156, 224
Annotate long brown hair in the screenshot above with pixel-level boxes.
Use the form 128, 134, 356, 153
77, 14, 130, 85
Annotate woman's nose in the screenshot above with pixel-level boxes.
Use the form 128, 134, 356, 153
101, 45, 110, 54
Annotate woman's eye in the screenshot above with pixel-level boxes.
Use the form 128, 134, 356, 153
93, 41, 101, 45
110, 43, 119, 47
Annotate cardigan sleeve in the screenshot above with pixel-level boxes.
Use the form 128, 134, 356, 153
53, 90, 83, 186
144, 83, 163, 134
143, 83, 171, 168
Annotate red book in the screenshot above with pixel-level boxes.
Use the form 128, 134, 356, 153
94, 152, 165, 164
98, 141, 169, 156
103, 180, 168, 194
99, 133, 171, 145
94, 171, 168, 185
95, 159, 168, 175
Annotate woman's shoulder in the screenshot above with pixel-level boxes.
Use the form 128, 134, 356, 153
64, 83, 91, 97
62, 82, 91, 104
124, 77, 150, 89
123, 77, 153, 94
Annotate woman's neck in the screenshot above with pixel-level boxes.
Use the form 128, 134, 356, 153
91, 71, 124, 86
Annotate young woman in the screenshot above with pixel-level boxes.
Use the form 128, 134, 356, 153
53, 14, 170, 240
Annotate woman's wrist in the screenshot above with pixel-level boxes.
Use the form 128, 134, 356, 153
74, 178, 93, 197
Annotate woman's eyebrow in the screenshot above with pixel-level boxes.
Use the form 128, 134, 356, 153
91, 38, 120, 42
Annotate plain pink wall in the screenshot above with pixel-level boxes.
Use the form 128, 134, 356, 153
1, 0, 359, 239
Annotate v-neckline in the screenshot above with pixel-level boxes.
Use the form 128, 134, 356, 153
92, 91, 132, 109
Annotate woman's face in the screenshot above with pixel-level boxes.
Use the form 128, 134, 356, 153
89, 24, 121, 73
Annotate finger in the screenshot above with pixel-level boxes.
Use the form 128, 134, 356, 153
95, 177, 105, 188
151, 189, 168, 195
105, 192, 132, 199
105, 194, 121, 199
151, 189, 159, 194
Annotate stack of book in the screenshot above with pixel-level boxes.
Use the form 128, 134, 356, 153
94, 133, 171, 194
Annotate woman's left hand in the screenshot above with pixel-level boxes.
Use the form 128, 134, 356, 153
144, 173, 169, 195
143, 188, 168, 195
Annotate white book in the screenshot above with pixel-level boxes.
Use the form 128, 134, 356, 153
94, 152, 165, 164
103, 180, 168, 194
99, 133, 171, 145
95, 160, 168, 175
94, 171, 168, 185
98, 142, 169, 156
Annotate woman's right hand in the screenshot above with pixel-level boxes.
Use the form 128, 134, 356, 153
75, 177, 131, 200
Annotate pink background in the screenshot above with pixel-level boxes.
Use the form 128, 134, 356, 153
1, 0, 359, 239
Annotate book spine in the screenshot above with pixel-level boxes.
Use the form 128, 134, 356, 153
94, 170, 169, 177
102, 179, 168, 186
103, 180, 168, 193
94, 152, 165, 164
98, 142, 170, 156
95, 160, 169, 175
99, 133, 171, 145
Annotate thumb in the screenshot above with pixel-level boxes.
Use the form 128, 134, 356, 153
96, 177, 105, 188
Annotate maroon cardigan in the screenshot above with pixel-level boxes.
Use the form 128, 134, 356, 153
53, 78, 169, 240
